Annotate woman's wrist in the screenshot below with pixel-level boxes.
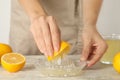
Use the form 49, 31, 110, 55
83, 24, 96, 30
30, 12, 47, 22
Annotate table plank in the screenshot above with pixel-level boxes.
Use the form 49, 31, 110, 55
0, 55, 120, 80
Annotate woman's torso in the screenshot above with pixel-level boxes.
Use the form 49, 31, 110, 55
10, 0, 82, 55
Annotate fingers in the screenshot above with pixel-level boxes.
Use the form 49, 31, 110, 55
81, 40, 92, 61
30, 20, 48, 56
47, 16, 61, 52
30, 16, 61, 56
39, 16, 54, 56
81, 38, 107, 67
88, 42, 107, 67
81, 27, 108, 67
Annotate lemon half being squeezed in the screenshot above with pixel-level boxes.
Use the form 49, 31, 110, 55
47, 41, 70, 61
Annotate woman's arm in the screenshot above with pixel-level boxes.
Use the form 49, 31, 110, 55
19, 0, 46, 21
81, 0, 107, 67
83, 0, 102, 27
19, 0, 61, 56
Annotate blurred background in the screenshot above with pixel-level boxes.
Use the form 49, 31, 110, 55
0, 0, 120, 43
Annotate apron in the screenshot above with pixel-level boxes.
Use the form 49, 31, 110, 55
10, 0, 83, 55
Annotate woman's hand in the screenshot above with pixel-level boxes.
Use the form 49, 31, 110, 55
30, 16, 61, 56
81, 26, 108, 67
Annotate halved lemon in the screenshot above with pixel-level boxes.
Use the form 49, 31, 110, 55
47, 41, 70, 61
1, 53, 26, 72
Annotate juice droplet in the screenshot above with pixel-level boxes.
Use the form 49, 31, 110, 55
57, 57, 62, 65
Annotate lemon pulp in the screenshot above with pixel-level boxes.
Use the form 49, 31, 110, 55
47, 41, 70, 61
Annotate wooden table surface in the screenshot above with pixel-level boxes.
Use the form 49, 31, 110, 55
0, 55, 120, 80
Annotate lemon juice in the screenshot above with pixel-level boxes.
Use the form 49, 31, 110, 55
100, 39, 120, 64
38, 57, 87, 77
37, 41, 87, 77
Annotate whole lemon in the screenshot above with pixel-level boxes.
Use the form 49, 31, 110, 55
113, 52, 120, 73
0, 43, 12, 62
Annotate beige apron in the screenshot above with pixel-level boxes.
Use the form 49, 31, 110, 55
10, 0, 83, 55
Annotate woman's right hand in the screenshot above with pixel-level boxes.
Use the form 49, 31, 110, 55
30, 16, 61, 56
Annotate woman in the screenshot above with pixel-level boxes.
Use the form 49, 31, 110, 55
10, 0, 107, 67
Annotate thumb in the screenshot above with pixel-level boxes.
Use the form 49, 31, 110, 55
80, 41, 91, 61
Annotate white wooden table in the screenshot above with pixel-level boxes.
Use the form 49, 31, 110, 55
0, 55, 120, 80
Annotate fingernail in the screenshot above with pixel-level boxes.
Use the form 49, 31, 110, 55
49, 50, 53, 56
55, 47, 59, 52
43, 50, 48, 56
80, 57, 86, 61
43, 49, 48, 55
87, 61, 90, 64
49, 53, 53, 57
87, 64, 91, 68
87, 61, 91, 67
55, 44, 60, 52
40, 50, 44, 53
44, 53, 48, 57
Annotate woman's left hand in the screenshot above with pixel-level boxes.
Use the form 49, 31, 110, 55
81, 26, 108, 67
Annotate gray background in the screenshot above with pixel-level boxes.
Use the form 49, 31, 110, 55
0, 0, 120, 43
